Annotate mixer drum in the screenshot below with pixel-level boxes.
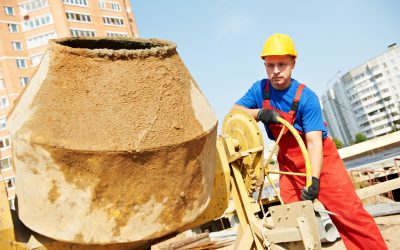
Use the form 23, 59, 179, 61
8, 38, 217, 244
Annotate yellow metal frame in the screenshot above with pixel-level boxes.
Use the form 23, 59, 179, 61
276, 116, 312, 188
222, 109, 265, 194
259, 116, 313, 206
219, 109, 317, 249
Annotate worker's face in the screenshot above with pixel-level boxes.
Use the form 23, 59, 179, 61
264, 55, 296, 90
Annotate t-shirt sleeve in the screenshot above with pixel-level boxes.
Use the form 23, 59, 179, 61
300, 92, 326, 133
235, 82, 260, 109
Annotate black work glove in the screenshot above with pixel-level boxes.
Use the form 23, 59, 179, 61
257, 108, 281, 124
301, 177, 320, 201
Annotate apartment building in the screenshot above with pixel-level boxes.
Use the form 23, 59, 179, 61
322, 89, 353, 146
0, 0, 139, 208
322, 44, 400, 145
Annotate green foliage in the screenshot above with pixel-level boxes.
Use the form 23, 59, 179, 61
389, 119, 400, 133
332, 138, 344, 149
354, 133, 368, 143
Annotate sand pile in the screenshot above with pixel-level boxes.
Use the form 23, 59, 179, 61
8, 37, 217, 244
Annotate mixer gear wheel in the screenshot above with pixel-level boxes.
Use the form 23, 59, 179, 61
222, 109, 264, 194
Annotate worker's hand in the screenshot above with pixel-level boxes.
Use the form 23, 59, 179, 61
257, 108, 281, 124
301, 177, 320, 201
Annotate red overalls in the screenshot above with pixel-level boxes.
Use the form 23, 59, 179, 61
263, 81, 387, 250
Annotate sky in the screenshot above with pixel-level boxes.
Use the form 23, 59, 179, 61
131, 0, 400, 135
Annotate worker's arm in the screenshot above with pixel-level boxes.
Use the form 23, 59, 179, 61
232, 104, 281, 124
305, 130, 323, 178
301, 130, 323, 200
232, 104, 260, 120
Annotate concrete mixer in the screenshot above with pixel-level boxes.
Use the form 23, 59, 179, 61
1, 38, 329, 250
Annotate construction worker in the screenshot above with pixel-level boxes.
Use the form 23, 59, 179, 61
233, 33, 387, 249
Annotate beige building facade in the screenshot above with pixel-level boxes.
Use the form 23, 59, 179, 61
0, 0, 139, 208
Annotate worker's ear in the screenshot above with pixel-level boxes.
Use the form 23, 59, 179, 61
291, 56, 296, 68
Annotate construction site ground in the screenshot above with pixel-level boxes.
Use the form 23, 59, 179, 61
152, 208, 400, 249
322, 214, 400, 250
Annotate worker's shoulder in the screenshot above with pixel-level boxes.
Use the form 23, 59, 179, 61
296, 84, 320, 111
299, 83, 318, 100
251, 78, 267, 88
246, 79, 267, 94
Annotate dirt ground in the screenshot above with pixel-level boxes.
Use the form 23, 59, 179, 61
375, 214, 400, 250
153, 213, 400, 249
322, 214, 400, 249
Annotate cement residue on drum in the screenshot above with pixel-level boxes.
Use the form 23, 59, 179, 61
17, 39, 208, 151
8, 37, 218, 244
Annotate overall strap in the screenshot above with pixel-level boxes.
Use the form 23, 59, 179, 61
288, 83, 305, 115
262, 80, 305, 114
263, 79, 270, 100
262, 79, 271, 108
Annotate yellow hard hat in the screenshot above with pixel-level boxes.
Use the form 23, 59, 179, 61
260, 33, 297, 59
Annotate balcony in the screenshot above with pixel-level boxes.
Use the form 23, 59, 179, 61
6, 186, 15, 199
1, 167, 14, 179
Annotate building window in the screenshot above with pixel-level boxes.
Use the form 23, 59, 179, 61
12, 41, 23, 51
0, 158, 12, 170
99, 1, 106, 9
6, 178, 15, 188
102, 16, 124, 26
0, 118, 6, 130
16, 59, 27, 68
70, 29, 95, 37
22, 13, 53, 31
19, 0, 48, 13
66, 11, 91, 22
30, 54, 43, 66
0, 136, 11, 150
4, 6, 15, 15
99, 1, 121, 11
106, 31, 128, 37
0, 79, 4, 89
26, 31, 57, 49
111, 3, 120, 11
354, 73, 365, 81
63, 0, 88, 7
0, 97, 9, 109
20, 77, 30, 87
8, 24, 18, 32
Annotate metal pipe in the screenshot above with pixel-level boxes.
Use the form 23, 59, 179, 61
266, 174, 284, 204
257, 126, 285, 203
266, 170, 307, 176
316, 212, 340, 243
276, 117, 312, 188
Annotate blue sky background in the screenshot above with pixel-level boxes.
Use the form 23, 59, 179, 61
131, 0, 400, 135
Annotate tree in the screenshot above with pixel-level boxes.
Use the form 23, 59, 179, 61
354, 133, 367, 143
391, 119, 400, 133
332, 138, 344, 149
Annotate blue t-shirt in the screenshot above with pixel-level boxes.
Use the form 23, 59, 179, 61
235, 78, 328, 140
